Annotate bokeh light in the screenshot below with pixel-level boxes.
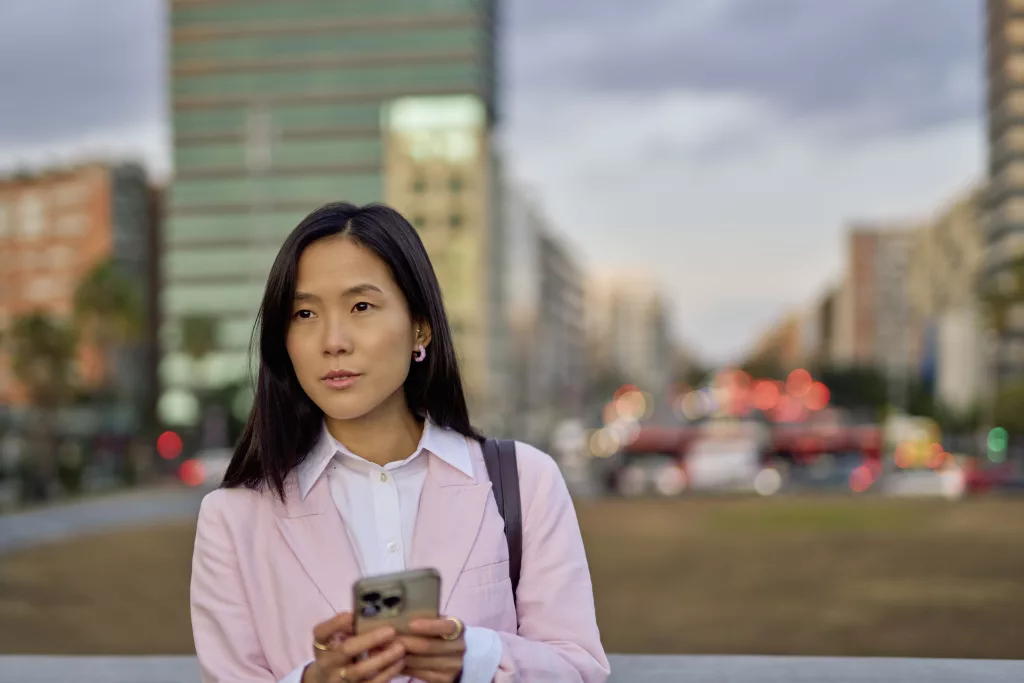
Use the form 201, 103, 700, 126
849, 465, 874, 493
786, 368, 813, 397
157, 431, 183, 460
654, 466, 687, 496
804, 381, 830, 411
178, 459, 205, 487
752, 380, 780, 411
754, 468, 783, 496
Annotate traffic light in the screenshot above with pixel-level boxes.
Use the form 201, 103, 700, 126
987, 427, 1009, 463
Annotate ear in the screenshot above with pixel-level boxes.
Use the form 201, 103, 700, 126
415, 320, 433, 350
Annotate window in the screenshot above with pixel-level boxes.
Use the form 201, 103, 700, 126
49, 246, 75, 269
449, 176, 464, 193
18, 194, 45, 238
449, 213, 463, 229
412, 176, 427, 194
53, 182, 89, 208
56, 213, 88, 236
413, 215, 427, 230
26, 277, 60, 302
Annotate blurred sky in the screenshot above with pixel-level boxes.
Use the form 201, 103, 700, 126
0, 0, 985, 363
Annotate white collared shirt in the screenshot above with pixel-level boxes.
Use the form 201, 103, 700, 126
278, 419, 503, 683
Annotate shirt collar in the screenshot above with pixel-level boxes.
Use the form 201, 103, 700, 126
297, 418, 473, 500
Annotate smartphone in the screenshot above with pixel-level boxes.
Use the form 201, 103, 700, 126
353, 567, 441, 635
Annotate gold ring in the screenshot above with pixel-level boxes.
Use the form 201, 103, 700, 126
441, 616, 464, 641
338, 666, 350, 682
313, 639, 330, 652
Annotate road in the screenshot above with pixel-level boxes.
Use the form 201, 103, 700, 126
0, 485, 209, 554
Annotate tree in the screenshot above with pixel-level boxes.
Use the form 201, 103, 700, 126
994, 380, 1024, 435
4, 312, 78, 498
73, 258, 143, 398
7, 313, 77, 410
179, 314, 226, 446
181, 314, 219, 364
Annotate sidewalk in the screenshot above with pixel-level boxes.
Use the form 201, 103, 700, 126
0, 483, 209, 555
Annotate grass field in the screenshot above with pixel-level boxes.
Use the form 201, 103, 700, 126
1, 495, 1023, 658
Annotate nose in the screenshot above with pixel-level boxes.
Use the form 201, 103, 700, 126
322, 315, 353, 356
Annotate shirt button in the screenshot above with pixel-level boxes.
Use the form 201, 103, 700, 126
379, 472, 388, 483
387, 541, 398, 552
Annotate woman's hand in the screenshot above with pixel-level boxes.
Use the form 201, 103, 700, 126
398, 617, 466, 683
302, 613, 405, 683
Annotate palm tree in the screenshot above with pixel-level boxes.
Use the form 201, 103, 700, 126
4, 312, 78, 496
73, 258, 143, 398
180, 314, 220, 365
179, 314, 225, 447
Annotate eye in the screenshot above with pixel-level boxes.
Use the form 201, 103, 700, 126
293, 309, 315, 320
352, 302, 375, 313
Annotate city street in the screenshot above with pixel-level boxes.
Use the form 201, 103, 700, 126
1, 491, 1022, 659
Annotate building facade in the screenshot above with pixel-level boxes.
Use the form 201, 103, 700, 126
164, 0, 500, 424
501, 183, 585, 445
841, 225, 917, 372
0, 163, 155, 412
984, 0, 1024, 378
381, 94, 507, 427
744, 311, 804, 374
586, 273, 673, 394
907, 189, 987, 413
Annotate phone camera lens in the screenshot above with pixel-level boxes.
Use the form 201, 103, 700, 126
361, 604, 379, 617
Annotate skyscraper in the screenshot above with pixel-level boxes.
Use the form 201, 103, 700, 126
163, 0, 500, 425
984, 0, 1024, 379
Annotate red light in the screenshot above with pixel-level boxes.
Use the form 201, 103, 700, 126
157, 431, 183, 460
786, 369, 813, 397
753, 380, 780, 411
850, 465, 873, 493
804, 381, 830, 411
178, 459, 206, 487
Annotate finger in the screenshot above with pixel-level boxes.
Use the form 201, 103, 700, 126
408, 618, 461, 639
367, 658, 406, 683
403, 654, 464, 671
313, 612, 354, 647
340, 626, 397, 659
398, 635, 466, 656
344, 641, 405, 681
403, 670, 451, 683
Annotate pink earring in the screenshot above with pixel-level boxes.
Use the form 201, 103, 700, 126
413, 345, 427, 362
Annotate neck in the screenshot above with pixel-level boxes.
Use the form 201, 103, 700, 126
325, 394, 423, 467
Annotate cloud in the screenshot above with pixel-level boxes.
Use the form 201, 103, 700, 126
507, 0, 983, 139
0, 0, 165, 150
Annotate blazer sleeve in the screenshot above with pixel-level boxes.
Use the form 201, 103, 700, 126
493, 444, 611, 683
191, 489, 277, 683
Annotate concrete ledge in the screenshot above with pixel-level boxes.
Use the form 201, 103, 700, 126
1, 655, 1022, 682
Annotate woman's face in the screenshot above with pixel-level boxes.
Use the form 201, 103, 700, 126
286, 236, 427, 422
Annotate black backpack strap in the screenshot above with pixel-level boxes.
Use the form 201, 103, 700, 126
482, 438, 522, 601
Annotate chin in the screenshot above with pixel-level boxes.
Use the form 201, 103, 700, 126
317, 395, 378, 422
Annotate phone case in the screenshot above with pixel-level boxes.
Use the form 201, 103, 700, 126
352, 567, 441, 634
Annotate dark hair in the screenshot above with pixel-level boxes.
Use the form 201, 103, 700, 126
222, 202, 480, 499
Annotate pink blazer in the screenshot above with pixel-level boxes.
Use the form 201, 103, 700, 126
190, 439, 611, 682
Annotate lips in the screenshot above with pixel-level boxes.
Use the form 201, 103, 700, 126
321, 369, 362, 390
322, 369, 360, 381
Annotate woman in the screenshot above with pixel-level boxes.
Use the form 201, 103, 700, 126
190, 203, 610, 683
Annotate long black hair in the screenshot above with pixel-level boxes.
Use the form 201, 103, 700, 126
221, 202, 480, 500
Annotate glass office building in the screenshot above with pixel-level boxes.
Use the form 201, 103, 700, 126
162, 0, 500, 425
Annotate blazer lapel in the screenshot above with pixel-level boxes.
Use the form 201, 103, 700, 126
409, 453, 491, 613
274, 476, 361, 614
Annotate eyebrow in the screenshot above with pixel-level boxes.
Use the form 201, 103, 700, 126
293, 283, 384, 301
